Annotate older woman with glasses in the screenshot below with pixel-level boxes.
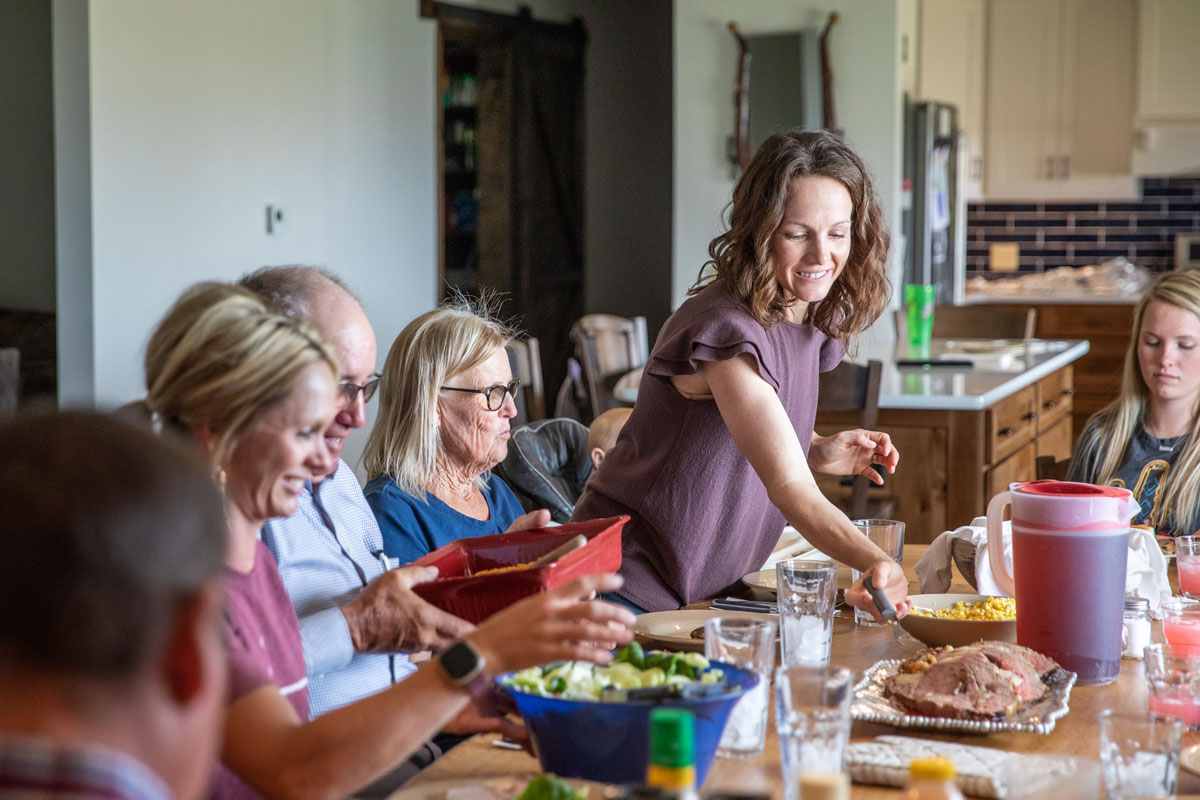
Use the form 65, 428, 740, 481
363, 299, 548, 563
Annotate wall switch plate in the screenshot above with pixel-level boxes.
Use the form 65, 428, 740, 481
266, 204, 284, 235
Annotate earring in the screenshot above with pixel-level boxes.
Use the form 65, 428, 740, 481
215, 467, 228, 492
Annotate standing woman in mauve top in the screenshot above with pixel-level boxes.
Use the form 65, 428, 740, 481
572, 129, 910, 619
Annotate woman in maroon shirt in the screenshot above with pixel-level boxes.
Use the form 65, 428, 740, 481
574, 129, 909, 618
145, 282, 634, 800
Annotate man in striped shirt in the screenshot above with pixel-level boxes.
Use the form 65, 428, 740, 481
0, 412, 228, 800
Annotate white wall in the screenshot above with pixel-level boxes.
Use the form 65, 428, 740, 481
84, 0, 439, 471
672, 0, 904, 342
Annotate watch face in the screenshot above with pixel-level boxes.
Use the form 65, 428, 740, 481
441, 641, 481, 681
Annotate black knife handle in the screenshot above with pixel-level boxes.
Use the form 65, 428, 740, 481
862, 575, 898, 622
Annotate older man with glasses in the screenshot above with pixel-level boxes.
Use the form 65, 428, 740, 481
239, 267, 546, 800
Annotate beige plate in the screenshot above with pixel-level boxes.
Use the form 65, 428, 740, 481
634, 608, 768, 653
1183, 743, 1200, 778
741, 564, 852, 594
387, 775, 605, 800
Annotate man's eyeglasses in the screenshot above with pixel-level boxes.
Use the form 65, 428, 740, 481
440, 379, 521, 411
338, 373, 382, 405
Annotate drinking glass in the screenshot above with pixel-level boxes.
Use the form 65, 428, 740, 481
849, 519, 905, 625
1144, 642, 1200, 730
775, 665, 853, 800
1176, 536, 1200, 598
1098, 710, 1182, 800
775, 559, 838, 667
1162, 597, 1200, 649
704, 617, 776, 758
997, 754, 1101, 800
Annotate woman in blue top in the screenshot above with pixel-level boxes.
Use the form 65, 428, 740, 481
363, 299, 549, 563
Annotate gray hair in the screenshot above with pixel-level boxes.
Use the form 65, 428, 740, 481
363, 295, 515, 497
0, 410, 226, 677
238, 265, 360, 319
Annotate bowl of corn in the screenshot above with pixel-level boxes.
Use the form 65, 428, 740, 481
899, 593, 1017, 648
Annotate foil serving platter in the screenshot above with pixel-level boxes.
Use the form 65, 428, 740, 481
851, 658, 1077, 735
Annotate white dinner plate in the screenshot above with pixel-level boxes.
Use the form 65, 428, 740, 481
1182, 743, 1200, 778
741, 563, 853, 594
387, 775, 605, 800
634, 608, 766, 653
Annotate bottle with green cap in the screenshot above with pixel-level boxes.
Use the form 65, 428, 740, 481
646, 708, 699, 800
903, 757, 964, 800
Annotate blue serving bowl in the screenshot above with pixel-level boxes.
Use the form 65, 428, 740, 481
498, 661, 759, 785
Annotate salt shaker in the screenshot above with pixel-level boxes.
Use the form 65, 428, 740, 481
1122, 596, 1151, 659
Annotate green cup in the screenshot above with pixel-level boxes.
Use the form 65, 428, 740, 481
904, 284, 936, 349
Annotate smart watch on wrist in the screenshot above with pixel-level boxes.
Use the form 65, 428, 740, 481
439, 640, 486, 685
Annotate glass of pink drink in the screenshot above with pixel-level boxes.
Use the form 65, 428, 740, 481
1162, 597, 1200, 648
1144, 642, 1200, 730
1175, 535, 1200, 598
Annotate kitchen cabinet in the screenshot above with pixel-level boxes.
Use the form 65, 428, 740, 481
985, 0, 1137, 200
1136, 0, 1200, 122
915, 0, 986, 201
815, 360, 1076, 544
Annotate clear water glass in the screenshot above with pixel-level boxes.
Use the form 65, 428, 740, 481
1099, 710, 1182, 800
704, 616, 776, 758
849, 519, 905, 626
775, 665, 853, 800
997, 754, 1101, 800
775, 559, 837, 667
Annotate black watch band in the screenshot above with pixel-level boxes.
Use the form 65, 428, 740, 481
439, 640, 493, 713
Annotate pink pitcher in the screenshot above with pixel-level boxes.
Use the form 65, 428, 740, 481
986, 480, 1137, 685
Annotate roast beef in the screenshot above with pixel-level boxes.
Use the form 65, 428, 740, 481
883, 641, 1061, 720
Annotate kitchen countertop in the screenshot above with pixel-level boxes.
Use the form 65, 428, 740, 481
615, 339, 1091, 411
857, 338, 1090, 411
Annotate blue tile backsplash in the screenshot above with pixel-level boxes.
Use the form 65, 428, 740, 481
966, 175, 1200, 277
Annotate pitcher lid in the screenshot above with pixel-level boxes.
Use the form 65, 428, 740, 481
1015, 480, 1130, 499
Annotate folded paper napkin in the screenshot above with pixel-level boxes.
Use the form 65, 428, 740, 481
846, 735, 1082, 799
915, 517, 1172, 616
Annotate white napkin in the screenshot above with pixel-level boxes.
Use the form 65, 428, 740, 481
915, 518, 1173, 617
762, 525, 820, 568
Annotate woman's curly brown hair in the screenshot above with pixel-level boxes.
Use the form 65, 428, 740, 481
693, 129, 891, 339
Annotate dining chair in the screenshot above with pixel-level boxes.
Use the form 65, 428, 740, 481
0, 348, 18, 417
569, 314, 648, 422
505, 337, 546, 426
931, 305, 1037, 340
817, 359, 898, 521
1035, 455, 1072, 481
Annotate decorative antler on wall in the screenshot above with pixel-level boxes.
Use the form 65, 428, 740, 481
727, 21, 751, 175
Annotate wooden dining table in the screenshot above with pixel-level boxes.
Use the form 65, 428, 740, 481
398, 544, 1200, 798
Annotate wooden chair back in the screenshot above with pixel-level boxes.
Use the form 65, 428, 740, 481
1035, 455, 1073, 481
505, 337, 546, 427
931, 306, 1037, 340
570, 314, 648, 421
818, 359, 893, 520
0, 348, 18, 417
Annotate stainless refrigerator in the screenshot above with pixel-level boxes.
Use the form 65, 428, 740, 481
903, 98, 968, 305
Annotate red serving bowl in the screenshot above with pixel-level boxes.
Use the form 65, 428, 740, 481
409, 516, 627, 623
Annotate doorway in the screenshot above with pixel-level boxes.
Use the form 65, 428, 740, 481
423, 1, 587, 399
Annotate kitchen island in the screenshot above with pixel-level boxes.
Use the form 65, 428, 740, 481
816, 339, 1089, 544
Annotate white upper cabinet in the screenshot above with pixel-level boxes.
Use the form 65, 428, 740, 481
985, 0, 1137, 199
916, 0, 986, 201
1137, 0, 1200, 121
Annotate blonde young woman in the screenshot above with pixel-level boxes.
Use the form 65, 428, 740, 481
363, 300, 547, 564
144, 283, 632, 800
1067, 270, 1200, 537
572, 129, 909, 618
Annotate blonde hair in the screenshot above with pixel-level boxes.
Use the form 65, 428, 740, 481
363, 296, 514, 497
1076, 270, 1200, 532
694, 129, 891, 340
144, 282, 339, 468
